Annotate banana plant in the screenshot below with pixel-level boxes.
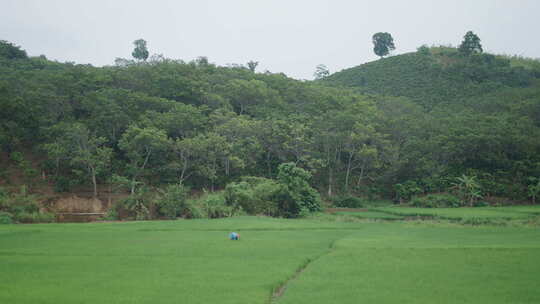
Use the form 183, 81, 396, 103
452, 174, 482, 206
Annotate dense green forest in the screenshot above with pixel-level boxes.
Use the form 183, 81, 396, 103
1, 40, 540, 221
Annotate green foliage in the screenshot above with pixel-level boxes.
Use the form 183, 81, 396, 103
0, 186, 56, 223
324, 48, 537, 106
14, 212, 55, 223
459, 31, 483, 56
44, 123, 112, 197
331, 195, 363, 208
132, 39, 149, 61
0, 40, 27, 59
527, 177, 540, 203
115, 187, 158, 220
246, 60, 258, 72
201, 192, 235, 219
372, 32, 395, 58
103, 208, 119, 221
118, 125, 169, 193
53, 176, 74, 193
225, 176, 280, 216
452, 175, 483, 206
417, 45, 431, 56
1, 39, 539, 212
181, 199, 206, 219
394, 181, 423, 203
9, 151, 38, 185
276, 163, 321, 217
0, 186, 39, 215
313, 64, 330, 80
0, 211, 13, 224
155, 184, 189, 219
411, 193, 464, 208
473, 201, 490, 207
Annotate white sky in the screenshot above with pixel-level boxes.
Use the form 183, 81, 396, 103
2, 0, 539, 79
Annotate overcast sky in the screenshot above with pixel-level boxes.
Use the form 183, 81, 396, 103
2, 0, 540, 79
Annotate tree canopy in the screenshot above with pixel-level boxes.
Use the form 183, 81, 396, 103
132, 39, 149, 61
459, 31, 483, 55
1, 40, 539, 212
372, 32, 396, 58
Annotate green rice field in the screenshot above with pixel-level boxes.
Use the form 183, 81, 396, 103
1, 209, 540, 303
371, 206, 540, 220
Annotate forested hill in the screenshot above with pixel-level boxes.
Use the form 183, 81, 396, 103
323, 47, 540, 108
1, 40, 540, 217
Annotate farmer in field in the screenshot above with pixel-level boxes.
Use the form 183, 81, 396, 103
229, 232, 240, 240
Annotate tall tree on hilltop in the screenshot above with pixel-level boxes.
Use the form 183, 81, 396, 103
313, 64, 330, 80
372, 32, 395, 58
459, 31, 483, 56
247, 60, 259, 72
0, 40, 27, 59
132, 39, 149, 61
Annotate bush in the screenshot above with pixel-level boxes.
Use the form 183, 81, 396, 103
225, 177, 280, 216
201, 192, 235, 219
331, 195, 363, 208
452, 175, 482, 206
155, 184, 189, 219
182, 200, 206, 219
14, 212, 55, 223
116, 196, 150, 220
473, 201, 490, 207
411, 194, 464, 208
0, 211, 13, 224
395, 181, 423, 203
103, 208, 119, 221
0, 186, 40, 214
276, 163, 321, 217
53, 176, 73, 193
184, 191, 238, 219
0, 186, 8, 200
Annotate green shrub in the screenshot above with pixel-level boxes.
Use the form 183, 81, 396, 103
184, 191, 238, 219
411, 194, 464, 208
0, 186, 8, 200
116, 196, 150, 220
331, 195, 363, 208
14, 212, 55, 223
53, 176, 73, 193
452, 175, 482, 206
473, 201, 490, 207
225, 177, 280, 216
224, 166, 322, 218
276, 163, 321, 217
182, 200, 206, 219
103, 208, 119, 221
0, 186, 40, 214
155, 184, 189, 219
201, 192, 235, 219
395, 181, 423, 203
0, 211, 13, 224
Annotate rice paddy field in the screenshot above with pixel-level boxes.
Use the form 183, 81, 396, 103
1, 206, 540, 304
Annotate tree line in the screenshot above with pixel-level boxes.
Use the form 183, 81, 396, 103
1, 38, 539, 219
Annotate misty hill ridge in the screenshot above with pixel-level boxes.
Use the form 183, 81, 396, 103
324, 47, 540, 107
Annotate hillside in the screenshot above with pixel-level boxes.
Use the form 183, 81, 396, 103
1, 41, 540, 223
324, 47, 540, 108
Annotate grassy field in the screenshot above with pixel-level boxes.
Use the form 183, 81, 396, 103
1, 212, 540, 304
332, 210, 404, 220
371, 206, 539, 220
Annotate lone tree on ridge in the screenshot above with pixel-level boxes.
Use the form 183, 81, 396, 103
458, 31, 483, 56
132, 39, 149, 62
372, 32, 395, 58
